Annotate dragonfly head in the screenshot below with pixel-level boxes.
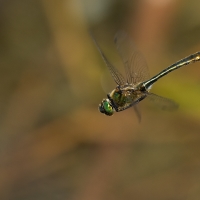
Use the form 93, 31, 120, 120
99, 99, 114, 116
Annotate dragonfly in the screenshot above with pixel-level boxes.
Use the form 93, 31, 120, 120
92, 31, 200, 121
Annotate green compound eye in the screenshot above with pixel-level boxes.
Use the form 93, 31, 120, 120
98, 99, 114, 116
103, 101, 113, 115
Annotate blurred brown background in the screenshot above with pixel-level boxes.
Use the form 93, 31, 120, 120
1, 0, 200, 199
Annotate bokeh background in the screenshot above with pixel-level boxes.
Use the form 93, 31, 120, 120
1, 0, 200, 199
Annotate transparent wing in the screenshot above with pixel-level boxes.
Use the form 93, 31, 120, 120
114, 31, 150, 84
147, 93, 179, 110
133, 105, 141, 123
91, 32, 126, 86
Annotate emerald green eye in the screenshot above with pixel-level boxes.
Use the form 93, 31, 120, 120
99, 99, 114, 116
103, 101, 113, 114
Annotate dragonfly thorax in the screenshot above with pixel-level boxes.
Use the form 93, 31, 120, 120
110, 86, 130, 107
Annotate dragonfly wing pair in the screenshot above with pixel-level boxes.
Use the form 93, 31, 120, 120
147, 93, 178, 111
114, 31, 178, 116
114, 31, 150, 84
